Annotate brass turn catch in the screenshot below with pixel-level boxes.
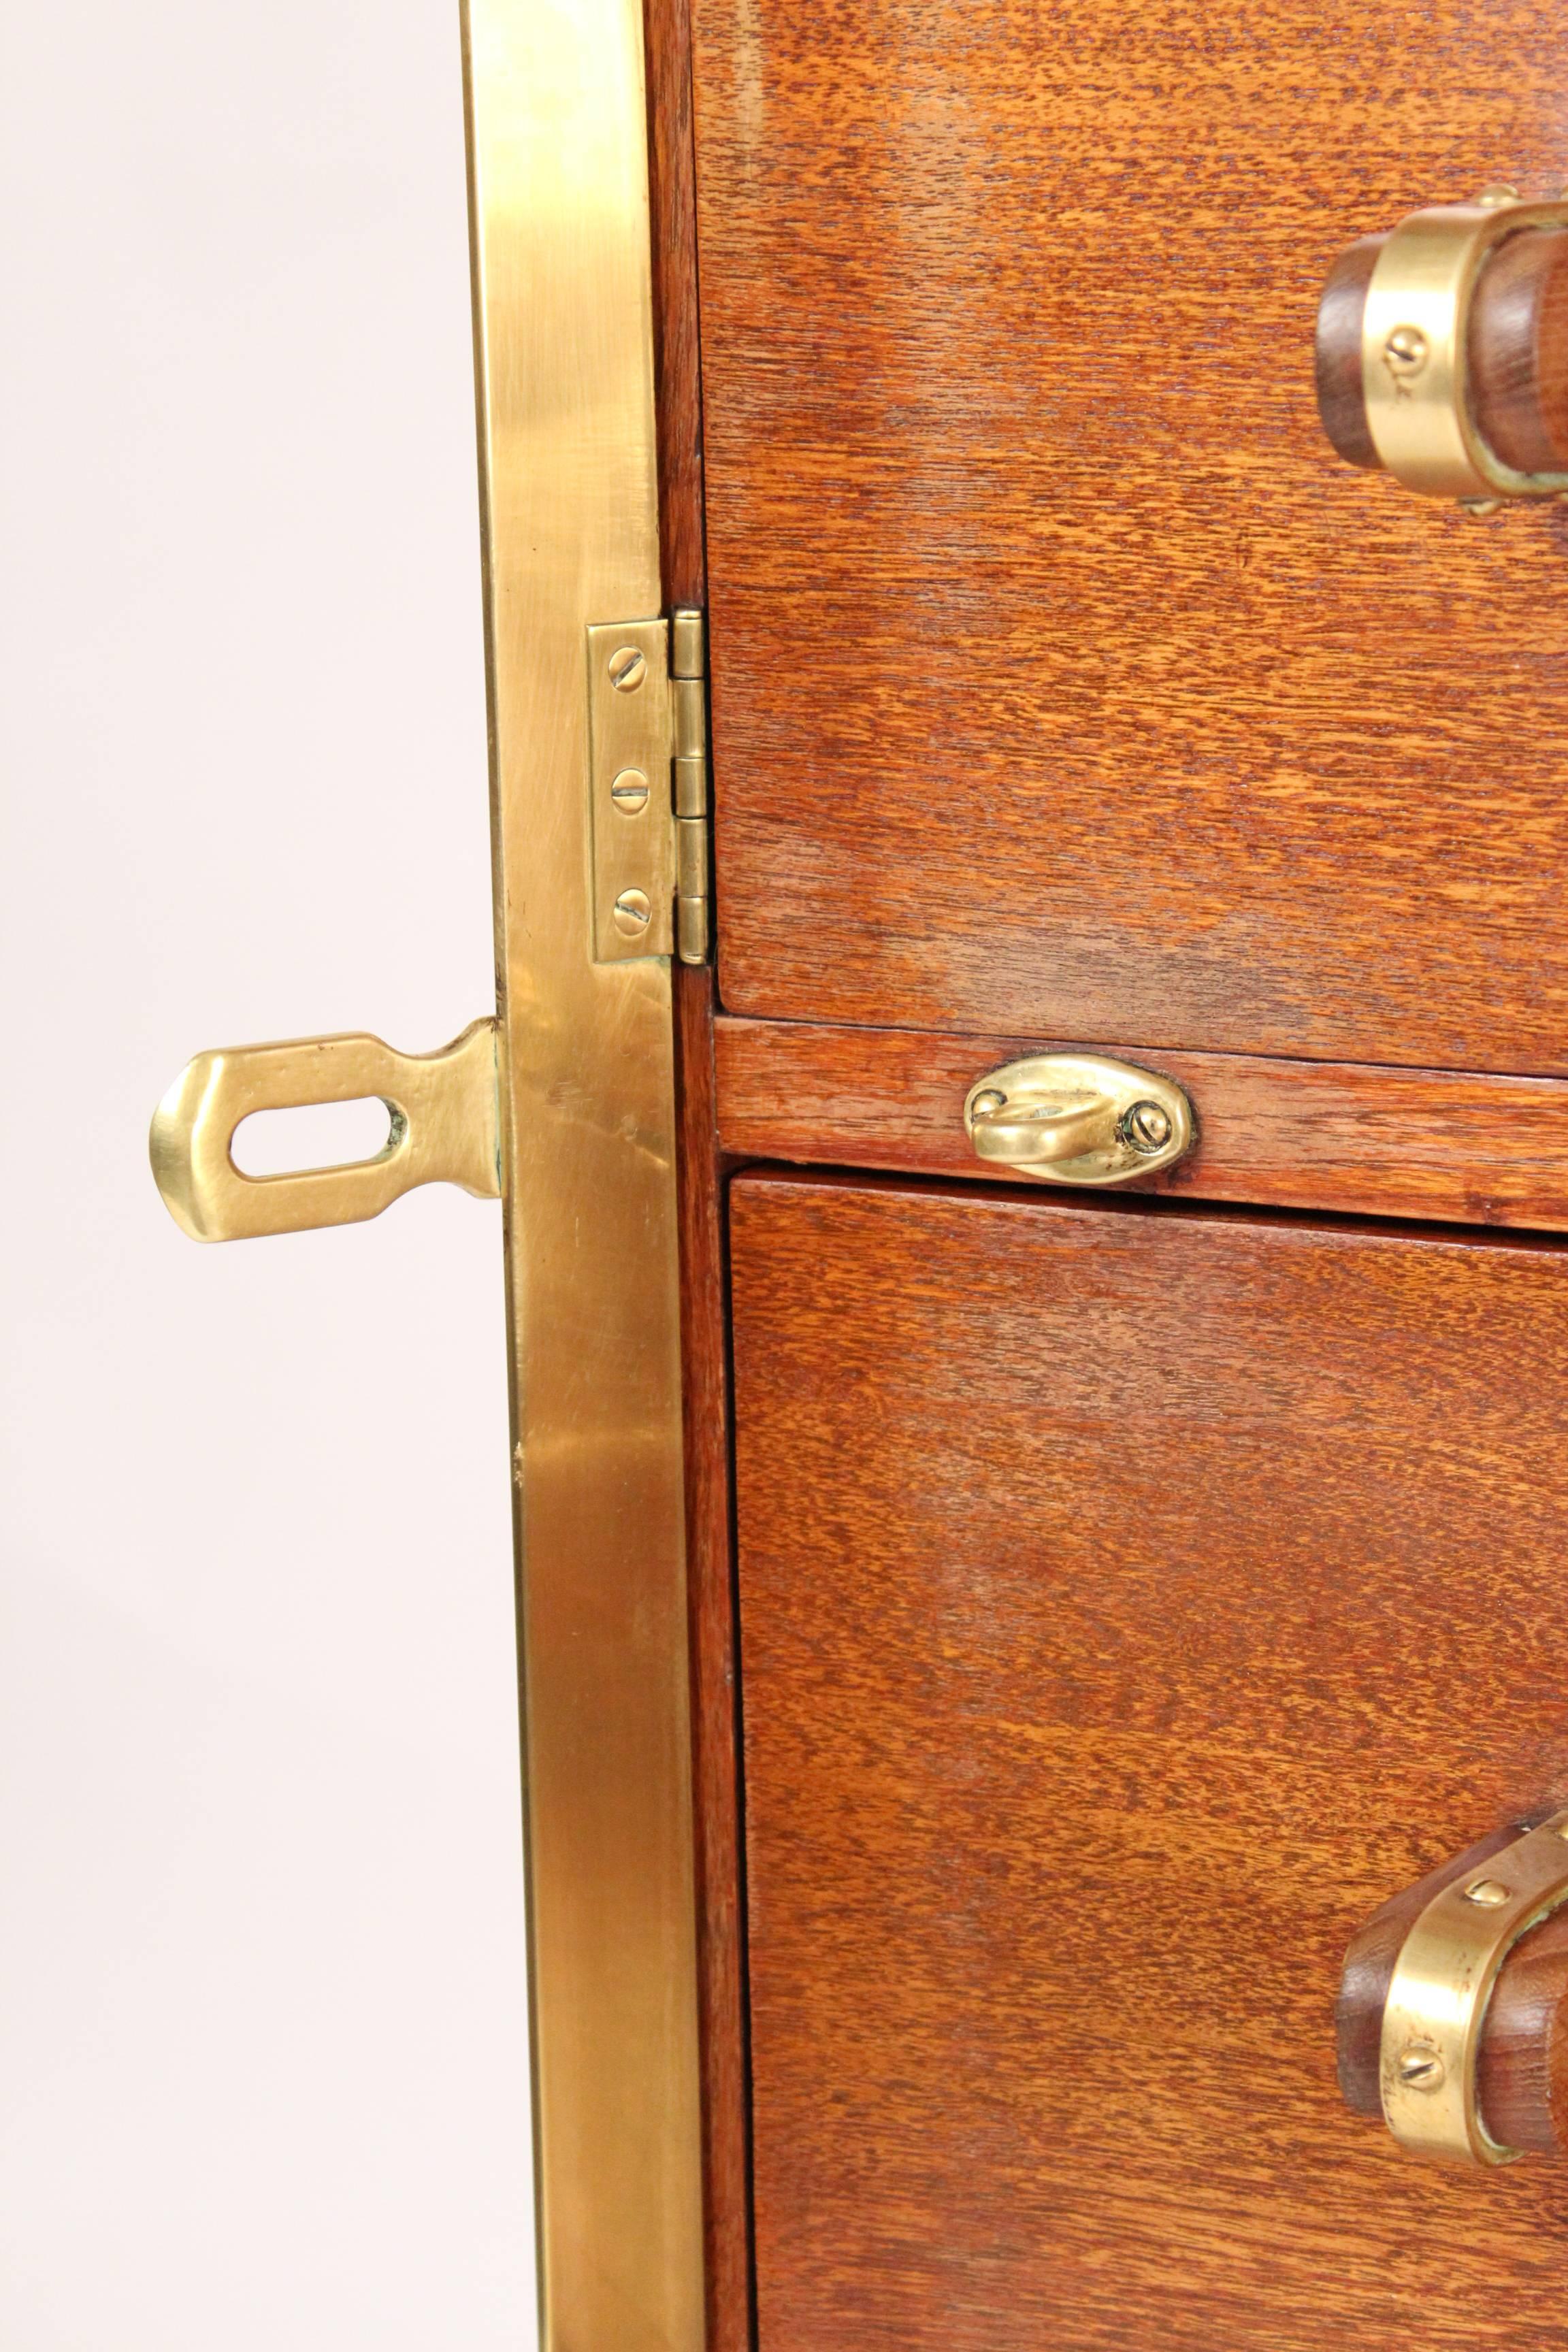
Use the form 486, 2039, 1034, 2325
963, 1053, 1195, 1186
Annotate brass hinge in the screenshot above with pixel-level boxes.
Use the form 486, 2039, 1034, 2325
148, 611, 715, 1247
587, 606, 711, 966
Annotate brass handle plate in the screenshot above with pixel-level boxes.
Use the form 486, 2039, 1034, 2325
1381, 1809, 1568, 2166
963, 1053, 1196, 1186
149, 1019, 500, 1241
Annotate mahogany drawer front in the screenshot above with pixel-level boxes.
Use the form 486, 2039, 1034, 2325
691, 0, 1568, 1079
715, 1015, 1568, 1234
730, 1173, 1568, 2351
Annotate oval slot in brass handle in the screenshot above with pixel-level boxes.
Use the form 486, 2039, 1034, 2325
149, 1019, 500, 1241
1316, 186, 1568, 504
963, 1054, 1195, 1186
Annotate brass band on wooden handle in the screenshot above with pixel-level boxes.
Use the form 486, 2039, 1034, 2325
1316, 191, 1568, 501
1338, 1812, 1568, 2166
963, 1053, 1196, 1186
149, 1019, 500, 1241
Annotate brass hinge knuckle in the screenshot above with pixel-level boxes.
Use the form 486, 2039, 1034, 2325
589, 607, 711, 966
672, 606, 711, 966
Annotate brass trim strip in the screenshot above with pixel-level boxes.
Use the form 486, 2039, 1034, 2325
1381, 1808, 1568, 2164
463, 3, 704, 2347
149, 1021, 499, 1241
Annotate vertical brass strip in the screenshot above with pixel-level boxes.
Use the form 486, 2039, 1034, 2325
461, 6, 704, 2349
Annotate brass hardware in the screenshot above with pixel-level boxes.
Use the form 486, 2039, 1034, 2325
963, 1054, 1196, 1186
1122, 1099, 1173, 1153
588, 609, 712, 966
465, 0, 704, 2341
1383, 323, 1429, 382
150, 1022, 500, 1241
1362, 191, 1568, 501
590, 617, 674, 960
1381, 1809, 1568, 2165
672, 607, 711, 966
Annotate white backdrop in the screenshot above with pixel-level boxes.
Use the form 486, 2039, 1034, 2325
0, 3, 534, 2342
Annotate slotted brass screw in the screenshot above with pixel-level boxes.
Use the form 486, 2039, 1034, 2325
1384, 325, 1429, 378
1122, 1100, 1173, 1154
1398, 2044, 1446, 2093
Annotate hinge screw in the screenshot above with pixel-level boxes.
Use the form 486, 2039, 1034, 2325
1120, 1100, 1173, 1154
610, 768, 650, 814
608, 645, 647, 693
1396, 2042, 1446, 2092
613, 887, 652, 937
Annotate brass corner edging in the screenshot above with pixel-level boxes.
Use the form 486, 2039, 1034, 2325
465, 1, 705, 2342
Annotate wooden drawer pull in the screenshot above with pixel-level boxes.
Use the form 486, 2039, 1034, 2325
1316, 188, 1568, 505
1338, 1812, 1568, 2165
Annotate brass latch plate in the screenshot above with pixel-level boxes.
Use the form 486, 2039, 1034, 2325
150, 1021, 500, 1241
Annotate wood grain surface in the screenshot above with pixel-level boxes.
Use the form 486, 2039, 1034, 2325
1335, 1823, 1568, 2159
715, 1014, 1568, 1231
731, 1173, 1568, 2351
689, 0, 1568, 1075
645, 0, 705, 610
673, 967, 752, 2352
1470, 227, 1568, 475
1314, 233, 1387, 469
649, 5, 753, 2336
